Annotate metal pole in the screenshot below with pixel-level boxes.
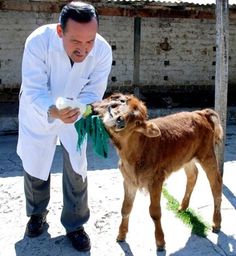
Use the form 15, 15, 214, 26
133, 17, 141, 97
215, 0, 229, 175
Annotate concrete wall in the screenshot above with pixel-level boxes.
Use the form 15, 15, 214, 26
0, 11, 58, 88
140, 17, 236, 90
0, 4, 236, 102
141, 18, 216, 87
99, 16, 134, 90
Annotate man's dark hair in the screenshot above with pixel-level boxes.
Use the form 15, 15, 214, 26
59, 1, 99, 32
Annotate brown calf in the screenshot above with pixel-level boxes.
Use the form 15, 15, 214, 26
93, 93, 223, 251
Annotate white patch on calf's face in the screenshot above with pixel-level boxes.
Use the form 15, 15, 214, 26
103, 112, 116, 127
99, 94, 144, 131
109, 103, 129, 118
102, 103, 130, 131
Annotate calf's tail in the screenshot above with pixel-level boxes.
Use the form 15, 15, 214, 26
204, 109, 223, 144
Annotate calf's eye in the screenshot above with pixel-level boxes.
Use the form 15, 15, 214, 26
117, 116, 123, 123
110, 103, 118, 108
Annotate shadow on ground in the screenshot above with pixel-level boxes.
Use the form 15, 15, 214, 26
14, 225, 91, 256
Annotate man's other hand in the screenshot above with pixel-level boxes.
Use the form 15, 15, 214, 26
50, 106, 80, 123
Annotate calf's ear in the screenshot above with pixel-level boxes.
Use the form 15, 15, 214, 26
135, 121, 161, 137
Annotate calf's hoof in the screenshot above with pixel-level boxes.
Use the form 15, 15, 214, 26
157, 245, 166, 251
156, 240, 166, 252
116, 233, 126, 242
212, 226, 221, 234
178, 206, 185, 212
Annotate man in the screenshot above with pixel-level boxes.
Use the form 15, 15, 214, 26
17, 1, 112, 252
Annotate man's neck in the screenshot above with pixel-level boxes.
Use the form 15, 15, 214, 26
69, 57, 74, 67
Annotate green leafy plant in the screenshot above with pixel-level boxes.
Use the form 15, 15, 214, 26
162, 187, 211, 237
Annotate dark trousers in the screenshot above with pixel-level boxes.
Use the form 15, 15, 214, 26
24, 144, 90, 233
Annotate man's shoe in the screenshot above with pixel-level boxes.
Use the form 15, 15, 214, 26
26, 210, 48, 237
67, 227, 91, 251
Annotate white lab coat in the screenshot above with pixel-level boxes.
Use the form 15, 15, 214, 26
17, 24, 112, 181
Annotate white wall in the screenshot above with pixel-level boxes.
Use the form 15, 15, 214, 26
0, 9, 236, 97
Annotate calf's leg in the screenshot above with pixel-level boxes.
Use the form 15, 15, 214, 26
149, 178, 165, 251
117, 180, 137, 241
179, 161, 199, 211
199, 153, 222, 233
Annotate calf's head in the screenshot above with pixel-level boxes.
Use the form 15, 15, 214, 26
92, 93, 161, 138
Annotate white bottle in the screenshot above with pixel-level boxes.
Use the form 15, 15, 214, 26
56, 97, 86, 115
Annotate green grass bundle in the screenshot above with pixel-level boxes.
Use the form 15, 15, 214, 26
74, 113, 109, 158
162, 187, 211, 237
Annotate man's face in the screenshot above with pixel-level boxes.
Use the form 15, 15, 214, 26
57, 18, 98, 63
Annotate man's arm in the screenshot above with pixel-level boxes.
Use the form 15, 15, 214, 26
21, 31, 80, 124
21, 32, 54, 119
78, 41, 112, 104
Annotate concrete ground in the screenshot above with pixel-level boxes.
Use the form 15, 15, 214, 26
0, 124, 236, 256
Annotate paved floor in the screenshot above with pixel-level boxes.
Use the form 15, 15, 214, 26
0, 124, 236, 256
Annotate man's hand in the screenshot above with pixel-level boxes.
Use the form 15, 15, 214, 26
50, 106, 80, 123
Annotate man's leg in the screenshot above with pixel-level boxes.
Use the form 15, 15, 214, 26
24, 171, 50, 237
60, 144, 90, 251
60, 144, 90, 232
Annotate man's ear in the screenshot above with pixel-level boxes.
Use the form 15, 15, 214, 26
56, 24, 63, 38
135, 121, 161, 137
